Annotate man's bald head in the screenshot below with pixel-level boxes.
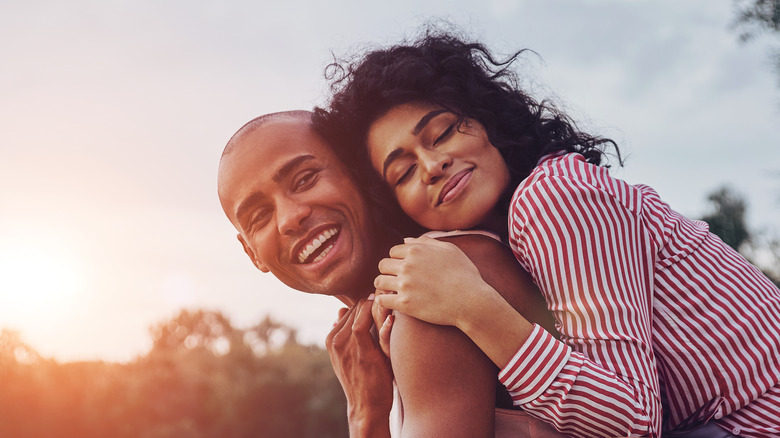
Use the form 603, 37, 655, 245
221, 110, 312, 160
217, 111, 378, 299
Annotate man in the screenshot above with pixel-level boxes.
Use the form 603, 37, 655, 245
217, 110, 382, 301
217, 111, 562, 437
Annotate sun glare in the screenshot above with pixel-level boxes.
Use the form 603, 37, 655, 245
0, 240, 85, 328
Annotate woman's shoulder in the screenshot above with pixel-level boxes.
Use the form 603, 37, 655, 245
509, 153, 652, 226
512, 152, 644, 216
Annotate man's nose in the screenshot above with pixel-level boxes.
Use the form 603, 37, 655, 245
276, 197, 312, 235
419, 149, 452, 185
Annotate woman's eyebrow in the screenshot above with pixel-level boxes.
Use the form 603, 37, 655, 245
382, 148, 404, 180
412, 109, 448, 135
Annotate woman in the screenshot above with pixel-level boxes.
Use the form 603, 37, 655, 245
316, 29, 780, 437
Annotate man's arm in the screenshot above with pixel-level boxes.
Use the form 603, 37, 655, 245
390, 311, 497, 437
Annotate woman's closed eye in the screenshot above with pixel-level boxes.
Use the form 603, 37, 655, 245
433, 122, 457, 146
394, 163, 417, 187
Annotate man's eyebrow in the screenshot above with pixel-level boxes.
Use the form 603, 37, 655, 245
382, 110, 448, 180
235, 192, 266, 226
273, 154, 316, 182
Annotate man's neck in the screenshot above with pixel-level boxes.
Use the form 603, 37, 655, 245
335, 226, 400, 308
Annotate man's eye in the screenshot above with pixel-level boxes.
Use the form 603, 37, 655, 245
394, 164, 416, 187
294, 170, 318, 192
248, 208, 272, 231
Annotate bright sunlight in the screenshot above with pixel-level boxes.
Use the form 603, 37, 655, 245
0, 237, 85, 329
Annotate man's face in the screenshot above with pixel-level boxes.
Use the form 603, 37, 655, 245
218, 116, 375, 297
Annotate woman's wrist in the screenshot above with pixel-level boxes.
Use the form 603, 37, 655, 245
455, 283, 507, 335
458, 285, 534, 369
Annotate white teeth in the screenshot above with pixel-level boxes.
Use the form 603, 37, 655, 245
312, 243, 334, 263
297, 227, 339, 263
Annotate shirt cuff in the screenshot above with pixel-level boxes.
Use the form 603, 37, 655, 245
498, 324, 571, 404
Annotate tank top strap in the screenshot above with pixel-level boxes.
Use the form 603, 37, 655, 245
420, 229, 503, 243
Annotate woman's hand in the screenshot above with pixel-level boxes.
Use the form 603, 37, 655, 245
326, 299, 393, 438
374, 236, 498, 330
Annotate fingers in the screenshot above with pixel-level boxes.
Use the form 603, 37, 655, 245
377, 257, 404, 275
372, 296, 392, 325
352, 299, 373, 333
403, 235, 447, 247
388, 236, 453, 259
378, 313, 393, 358
337, 307, 349, 321
326, 304, 357, 351
345, 299, 378, 353
375, 293, 404, 313
387, 242, 412, 259
374, 274, 399, 292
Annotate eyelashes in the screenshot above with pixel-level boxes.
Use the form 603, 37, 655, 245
246, 168, 322, 232
433, 122, 457, 146
393, 121, 458, 187
394, 163, 417, 186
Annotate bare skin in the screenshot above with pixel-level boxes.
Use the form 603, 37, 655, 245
218, 114, 564, 437
327, 300, 393, 438
375, 235, 557, 369
381, 233, 560, 437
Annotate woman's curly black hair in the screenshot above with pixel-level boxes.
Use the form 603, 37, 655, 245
313, 28, 621, 233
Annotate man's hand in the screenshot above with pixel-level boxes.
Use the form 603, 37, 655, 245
326, 299, 393, 438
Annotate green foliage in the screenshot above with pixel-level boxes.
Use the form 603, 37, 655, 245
0, 311, 348, 438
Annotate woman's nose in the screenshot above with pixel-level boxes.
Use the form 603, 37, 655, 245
419, 150, 452, 184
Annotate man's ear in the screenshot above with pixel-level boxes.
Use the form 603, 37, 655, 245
237, 234, 269, 273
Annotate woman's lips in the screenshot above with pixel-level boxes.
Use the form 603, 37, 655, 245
437, 168, 473, 205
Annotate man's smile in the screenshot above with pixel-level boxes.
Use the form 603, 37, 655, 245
295, 226, 341, 264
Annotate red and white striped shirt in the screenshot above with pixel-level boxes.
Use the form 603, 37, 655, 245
499, 153, 780, 437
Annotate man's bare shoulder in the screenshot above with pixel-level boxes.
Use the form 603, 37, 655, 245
389, 293, 496, 436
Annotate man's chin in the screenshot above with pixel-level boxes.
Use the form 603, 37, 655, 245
289, 259, 371, 298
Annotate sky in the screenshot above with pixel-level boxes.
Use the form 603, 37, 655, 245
1, 0, 779, 362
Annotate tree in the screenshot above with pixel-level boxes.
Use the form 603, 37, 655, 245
0, 311, 349, 438
701, 185, 780, 286
700, 186, 751, 251
733, 0, 780, 81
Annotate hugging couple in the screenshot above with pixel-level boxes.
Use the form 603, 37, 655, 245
217, 29, 780, 438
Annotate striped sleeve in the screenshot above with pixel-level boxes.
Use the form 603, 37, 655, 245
502, 157, 661, 437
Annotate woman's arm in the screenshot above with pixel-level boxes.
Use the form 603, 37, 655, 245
375, 234, 557, 368
375, 168, 663, 437
501, 163, 661, 437
379, 234, 565, 437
